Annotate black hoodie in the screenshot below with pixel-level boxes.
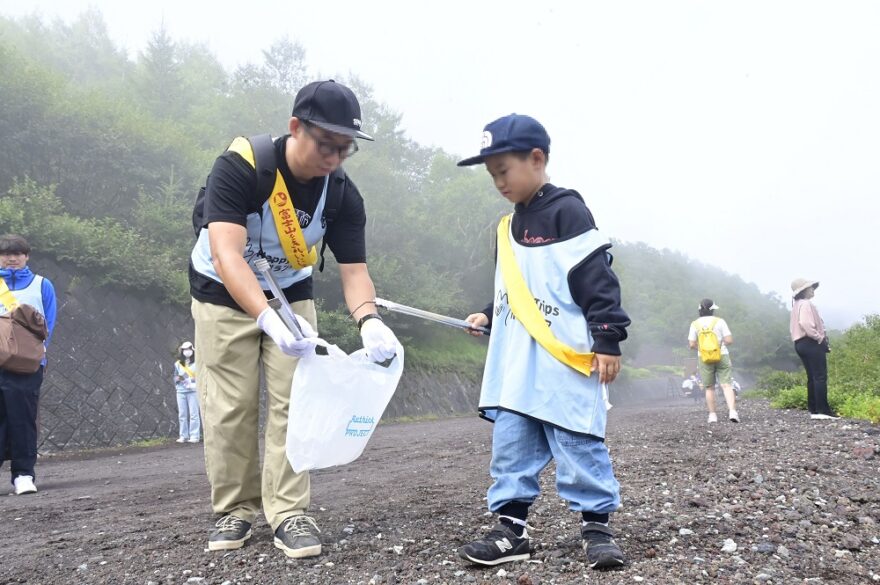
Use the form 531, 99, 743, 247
481, 183, 630, 355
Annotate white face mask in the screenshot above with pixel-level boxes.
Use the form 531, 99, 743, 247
182, 349, 193, 358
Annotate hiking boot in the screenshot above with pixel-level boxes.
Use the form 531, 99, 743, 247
707, 412, 718, 423
274, 515, 322, 558
458, 522, 530, 566
728, 410, 740, 423
581, 522, 625, 569
208, 515, 252, 551
13, 475, 37, 495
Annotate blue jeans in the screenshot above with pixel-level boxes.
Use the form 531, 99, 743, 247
177, 391, 201, 440
487, 410, 620, 514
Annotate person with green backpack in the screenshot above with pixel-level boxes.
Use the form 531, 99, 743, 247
687, 298, 738, 423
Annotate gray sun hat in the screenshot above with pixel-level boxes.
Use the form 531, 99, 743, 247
791, 278, 819, 297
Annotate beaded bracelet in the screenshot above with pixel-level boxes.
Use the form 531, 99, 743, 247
357, 313, 383, 330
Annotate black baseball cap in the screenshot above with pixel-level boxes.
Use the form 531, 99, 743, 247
457, 113, 550, 166
292, 80, 374, 141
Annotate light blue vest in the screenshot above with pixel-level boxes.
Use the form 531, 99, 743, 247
480, 225, 610, 439
174, 360, 198, 393
0, 275, 45, 317
190, 176, 330, 290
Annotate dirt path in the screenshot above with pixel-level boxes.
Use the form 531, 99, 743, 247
2, 398, 878, 585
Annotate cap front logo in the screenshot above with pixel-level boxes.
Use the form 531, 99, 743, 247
353, 118, 362, 128
480, 131, 493, 149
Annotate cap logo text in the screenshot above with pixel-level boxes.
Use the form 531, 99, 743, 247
353, 118, 362, 128
481, 131, 493, 149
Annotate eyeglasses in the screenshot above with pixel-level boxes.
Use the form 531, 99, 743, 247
301, 122, 359, 159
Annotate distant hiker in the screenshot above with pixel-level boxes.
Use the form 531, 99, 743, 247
687, 299, 739, 423
189, 80, 399, 557
0, 235, 57, 495
173, 341, 200, 443
457, 114, 631, 569
790, 278, 836, 420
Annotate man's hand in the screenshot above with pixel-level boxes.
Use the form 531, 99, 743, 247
360, 318, 399, 362
592, 353, 621, 384
257, 308, 318, 358
465, 313, 489, 337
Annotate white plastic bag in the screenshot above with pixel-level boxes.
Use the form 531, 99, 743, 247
286, 343, 404, 472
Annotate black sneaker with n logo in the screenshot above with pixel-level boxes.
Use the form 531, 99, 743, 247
581, 522, 626, 569
458, 522, 530, 566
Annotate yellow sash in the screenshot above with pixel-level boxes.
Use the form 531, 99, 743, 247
227, 137, 318, 269
179, 362, 196, 379
496, 215, 594, 376
0, 279, 20, 311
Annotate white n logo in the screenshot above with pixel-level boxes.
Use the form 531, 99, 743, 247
495, 538, 513, 552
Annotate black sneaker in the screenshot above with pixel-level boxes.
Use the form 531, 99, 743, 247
458, 522, 530, 566
582, 522, 626, 569
208, 515, 252, 551
274, 515, 322, 558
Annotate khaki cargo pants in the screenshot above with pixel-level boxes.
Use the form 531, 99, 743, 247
191, 298, 317, 531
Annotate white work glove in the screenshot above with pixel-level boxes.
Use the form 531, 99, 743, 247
257, 307, 318, 358
360, 317, 399, 362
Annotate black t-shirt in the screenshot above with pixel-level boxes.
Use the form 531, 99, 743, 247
189, 135, 367, 310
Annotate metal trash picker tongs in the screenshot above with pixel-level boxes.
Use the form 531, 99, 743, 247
374, 298, 490, 335
254, 258, 305, 340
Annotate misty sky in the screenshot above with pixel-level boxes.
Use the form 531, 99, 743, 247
2, 0, 878, 328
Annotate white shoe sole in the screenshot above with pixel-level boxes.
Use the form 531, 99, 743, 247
273, 538, 321, 558
208, 529, 252, 551
459, 552, 530, 566
14, 486, 37, 495
589, 556, 626, 569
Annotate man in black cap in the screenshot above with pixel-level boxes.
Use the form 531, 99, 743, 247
189, 80, 399, 558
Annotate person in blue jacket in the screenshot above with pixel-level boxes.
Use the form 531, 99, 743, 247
457, 115, 630, 569
0, 235, 57, 495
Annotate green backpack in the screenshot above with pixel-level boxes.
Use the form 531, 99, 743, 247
694, 317, 721, 364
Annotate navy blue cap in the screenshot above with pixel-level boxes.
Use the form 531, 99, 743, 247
457, 113, 550, 166
292, 79, 374, 141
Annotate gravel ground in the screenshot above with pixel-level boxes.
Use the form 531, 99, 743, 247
1, 397, 878, 585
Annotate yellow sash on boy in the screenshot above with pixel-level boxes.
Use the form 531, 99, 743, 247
227, 137, 318, 269
496, 214, 594, 376
0, 279, 20, 311
179, 363, 196, 379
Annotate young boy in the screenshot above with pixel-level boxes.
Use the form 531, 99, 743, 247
457, 114, 630, 569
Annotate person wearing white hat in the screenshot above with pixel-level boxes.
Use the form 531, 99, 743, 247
789, 279, 836, 420
173, 341, 200, 443
687, 298, 738, 423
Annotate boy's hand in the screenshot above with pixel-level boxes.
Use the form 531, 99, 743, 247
592, 353, 621, 384
465, 313, 489, 337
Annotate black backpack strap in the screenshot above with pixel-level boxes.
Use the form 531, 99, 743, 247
318, 168, 347, 272
248, 133, 277, 202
